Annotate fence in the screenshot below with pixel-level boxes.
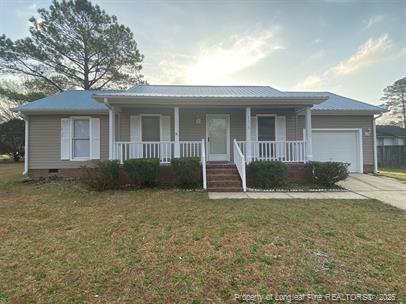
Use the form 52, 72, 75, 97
378, 145, 406, 167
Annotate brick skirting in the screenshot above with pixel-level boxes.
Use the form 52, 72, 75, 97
245, 163, 311, 185
29, 166, 178, 185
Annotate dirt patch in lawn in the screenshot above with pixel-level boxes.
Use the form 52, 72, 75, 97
0, 167, 405, 303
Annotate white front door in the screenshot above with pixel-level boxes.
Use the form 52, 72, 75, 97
206, 114, 230, 161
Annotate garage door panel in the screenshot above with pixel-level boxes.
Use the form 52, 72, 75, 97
312, 130, 360, 173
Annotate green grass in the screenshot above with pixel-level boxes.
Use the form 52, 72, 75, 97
379, 166, 406, 181
0, 163, 405, 303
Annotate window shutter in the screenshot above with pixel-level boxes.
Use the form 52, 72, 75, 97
160, 115, 171, 162
250, 116, 257, 141
250, 116, 258, 159
276, 116, 286, 160
90, 118, 100, 159
130, 116, 142, 158
160, 116, 171, 141
60, 118, 70, 160
276, 116, 286, 141
130, 116, 141, 142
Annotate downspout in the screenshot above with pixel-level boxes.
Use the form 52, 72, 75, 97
373, 113, 383, 174
23, 116, 29, 175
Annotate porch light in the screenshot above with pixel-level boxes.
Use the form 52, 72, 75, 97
196, 116, 201, 124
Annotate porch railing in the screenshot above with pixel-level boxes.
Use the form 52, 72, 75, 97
233, 139, 246, 192
114, 140, 207, 190
114, 140, 203, 164
236, 140, 306, 163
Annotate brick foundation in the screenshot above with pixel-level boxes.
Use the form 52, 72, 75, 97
29, 165, 179, 185
245, 163, 311, 184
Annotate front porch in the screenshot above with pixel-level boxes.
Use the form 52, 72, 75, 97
107, 106, 314, 192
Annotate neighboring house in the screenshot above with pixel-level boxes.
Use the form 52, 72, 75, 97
376, 125, 406, 146
14, 85, 384, 191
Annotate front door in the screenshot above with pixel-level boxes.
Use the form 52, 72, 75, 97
206, 114, 230, 161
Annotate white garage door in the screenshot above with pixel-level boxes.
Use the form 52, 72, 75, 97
312, 130, 362, 173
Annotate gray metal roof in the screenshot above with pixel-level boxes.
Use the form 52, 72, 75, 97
286, 91, 384, 113
13, 85, 384, 114
123, 85, 286, 97
95, 85, 326, 99
13, 90, 110, 112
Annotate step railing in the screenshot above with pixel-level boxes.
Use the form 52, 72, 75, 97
233, 139, 246, 192
201, 139, 207, 190
236, 140, 306, 163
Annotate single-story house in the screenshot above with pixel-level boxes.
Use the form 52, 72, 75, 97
14, 85, 384, 191
376, 125, 406, 146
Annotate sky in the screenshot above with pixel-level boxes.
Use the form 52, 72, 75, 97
0, 0, 405, 106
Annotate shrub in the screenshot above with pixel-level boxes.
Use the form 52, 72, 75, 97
249, 160, 288, 189
81, 160, 120, 191
171, 157, 201, 188
310, 161, 349, 187
123, 158, 160, 187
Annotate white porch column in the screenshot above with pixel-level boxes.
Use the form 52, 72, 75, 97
245, 107, 251, 163
23, 116, 29, 174
305, 106, 313, 161
174, 107, 180, 157
108, 107, 116, 160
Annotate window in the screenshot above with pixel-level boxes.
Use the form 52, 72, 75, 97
257, 116, 276, 158
258, 116, 276, 141
72, 119, 90, 159
142, 116, 160, 142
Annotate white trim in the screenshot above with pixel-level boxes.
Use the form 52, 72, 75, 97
70, 116, 92, 161
23, 117, 29, 174
311, 128, 363, 173
372, 114, 382, 173
206, 114, 230, 161
255, 114, 277, 141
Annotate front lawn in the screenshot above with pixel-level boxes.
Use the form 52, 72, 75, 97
0, 164, 405, 303
379, 166, 406, 182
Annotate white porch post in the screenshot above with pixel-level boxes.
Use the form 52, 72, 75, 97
305, 106, 313, 162
245, 107, 251, 163
108, 107, 116, 160
23, 116, 29, 174
174, 107, 180, 157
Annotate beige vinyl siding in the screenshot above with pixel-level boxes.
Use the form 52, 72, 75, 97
296, 115, 374, 165
28, 115, 109, 169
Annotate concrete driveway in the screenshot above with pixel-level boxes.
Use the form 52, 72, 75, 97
339, 174, 406, 211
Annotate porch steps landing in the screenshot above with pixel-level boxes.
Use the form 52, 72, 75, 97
206, 163, 243, 192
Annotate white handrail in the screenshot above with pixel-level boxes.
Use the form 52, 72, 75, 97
233, 139, 246, 192
201, 139, 207, 190
236, 140, 306, 163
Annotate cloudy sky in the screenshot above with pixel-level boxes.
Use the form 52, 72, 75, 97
0, 0, 405, 105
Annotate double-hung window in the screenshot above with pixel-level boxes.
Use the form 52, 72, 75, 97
72, 118, 90, 160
